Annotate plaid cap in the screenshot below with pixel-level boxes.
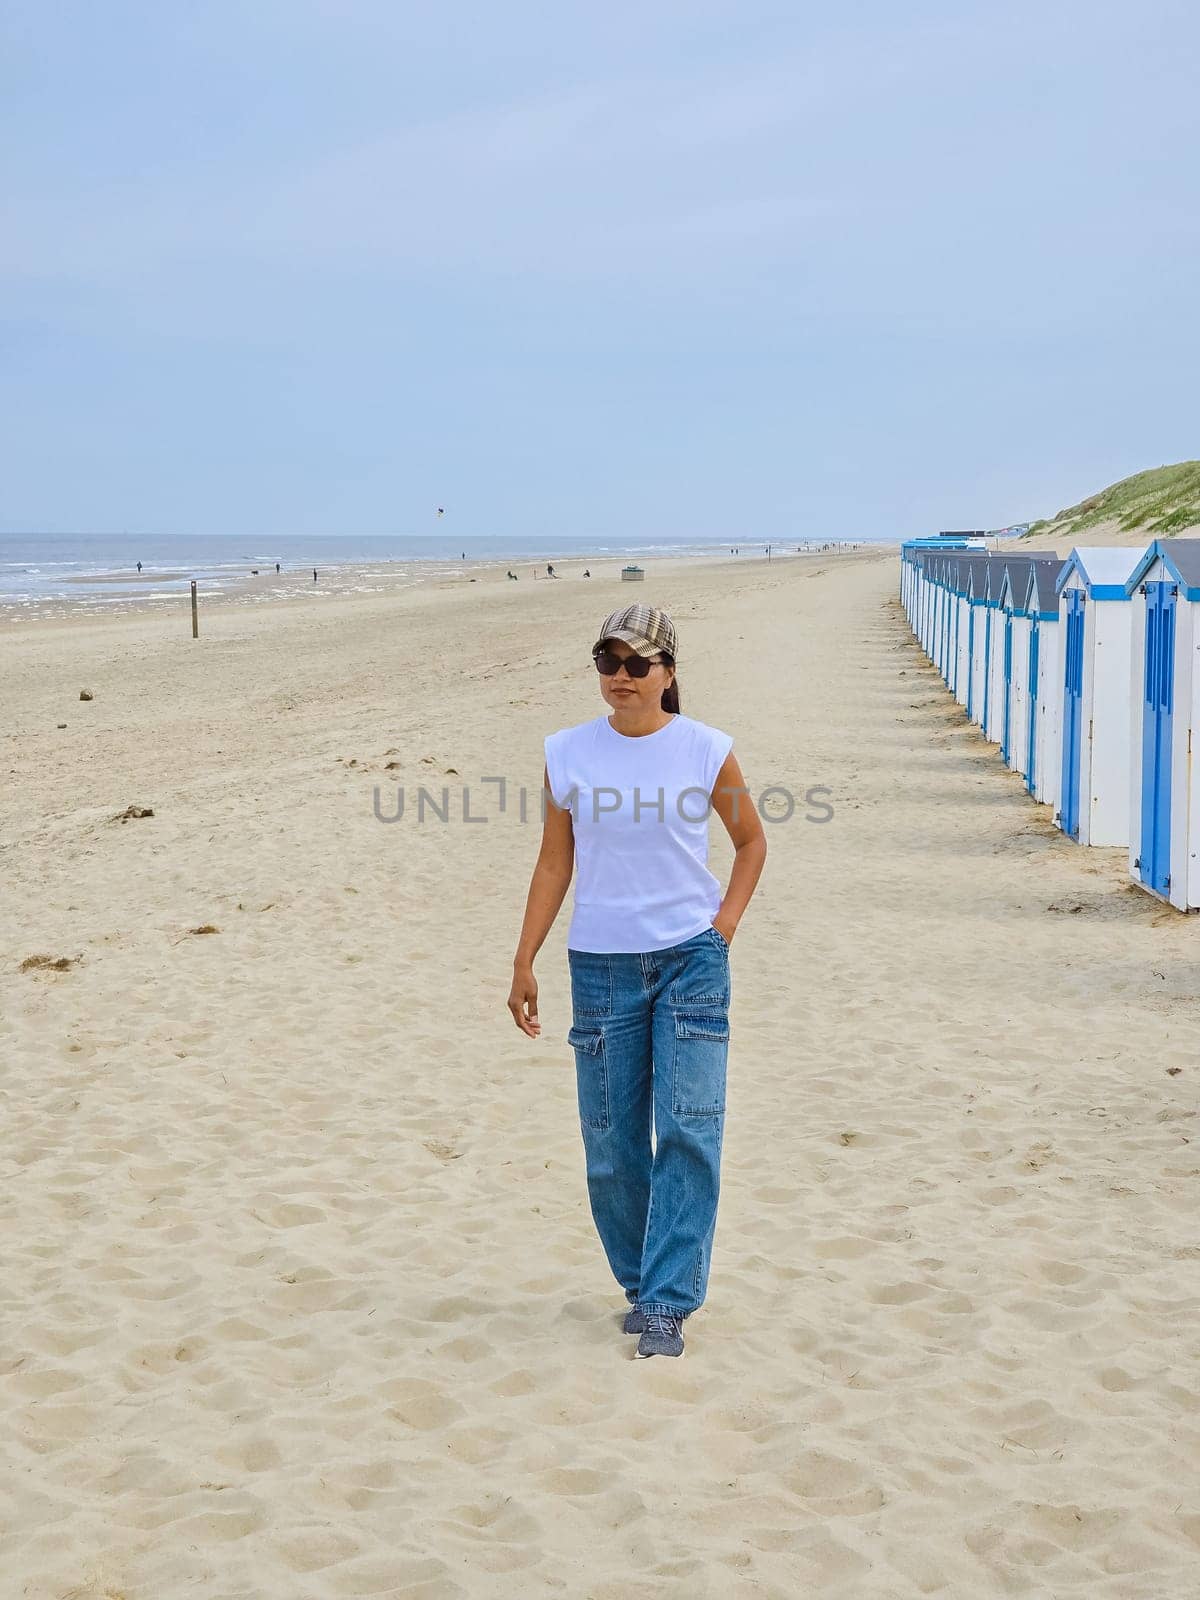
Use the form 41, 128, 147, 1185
592, 604, 678, 661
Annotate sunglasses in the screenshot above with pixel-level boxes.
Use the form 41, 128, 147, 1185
592, 648, 667, 679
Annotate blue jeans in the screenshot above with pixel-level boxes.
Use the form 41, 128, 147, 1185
566, 924, 730, 1320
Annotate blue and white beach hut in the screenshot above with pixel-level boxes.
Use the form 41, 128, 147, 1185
901, 546, 923, 626
1055, 546, 1142, 846
981, 555, 1010, 742
1023, 558, 1067, 804
921, 550, 940, 656
930, 551, 948, 677
937, 553, 955, 683
953, 556, 987, 709
942, 553, 964, 685
949, 558, 967, 697
997, 557, 1039, 773
967, 558, 999, 725
925, 551, 942, 663
921, 552, 937, 652
1124, 538, 1200, 909
978, 550, 1058, 747
898, 536, 987, 668
964, 559, 987, 721
920, 551, 940, 655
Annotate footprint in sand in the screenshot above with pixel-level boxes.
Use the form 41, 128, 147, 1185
377, 1376, 466, 1430
273, 1524, 362, 1574
810, 1234, 878, 1260
321, 1553, 461, 1596
251, 1201, 326, 1228
870, 1281, 933, 1305
783, 1449, 886, 1515
216, 1435, 283, 1473
443, 1423, 518, 1465
536, 1465, 608, 1495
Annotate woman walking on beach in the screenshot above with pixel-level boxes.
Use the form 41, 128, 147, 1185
508, 605, 766, 1359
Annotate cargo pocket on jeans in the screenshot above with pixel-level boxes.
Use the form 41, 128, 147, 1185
567, 1025, 610, 1131
672, 1011, 729, 1117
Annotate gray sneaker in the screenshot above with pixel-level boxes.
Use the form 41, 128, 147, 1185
635, 1310, 685, 1358
623, 1304, 647, 1335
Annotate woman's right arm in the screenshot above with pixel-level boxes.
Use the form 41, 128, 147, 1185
507, 765, 575, 1038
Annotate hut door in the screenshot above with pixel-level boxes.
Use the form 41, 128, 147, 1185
1060, 590, 1085, 838
1139, 582, 1175, 894
966, 606, 976, 719
1026, 620, 1040, 792
956, 600, 964, 695
1001, 613, 1014, 763
982, 608, 993, 731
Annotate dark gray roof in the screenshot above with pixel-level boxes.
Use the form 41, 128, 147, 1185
982, 554, 1010, 600
1157, 539, 1200, 589
954, 554, 988, 593
1026, 557, 1067, 607
999, 556, 1036, 600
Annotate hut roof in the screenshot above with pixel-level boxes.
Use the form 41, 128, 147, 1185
998, 556, 1038, 610
954, 554, 989, 594
1055, 546, 1142, 597
1125, 538, 1200, 598
981, 554, 1012, 602
1025, 558, 1068, 616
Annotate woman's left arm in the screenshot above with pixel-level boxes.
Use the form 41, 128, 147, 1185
709, 750, 767, 947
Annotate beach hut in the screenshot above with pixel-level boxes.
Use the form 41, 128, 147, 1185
997, 558, 1039, 772
921, 547, 940, 652
916, 551, 933, 644
1054, 546, 1143, 846
1023, 558, 1067, 804
945, 557, 964, 694
951, 556, 980, 706
915, 548, 934, 654
943, 553, 965, 685
927, 551, 944, 671
979, 551, 1056, 745
954, 555, 989, 714
981, 556, 1010, 743
966, 559, 992, 724
1124, 539, 1200, 909
902, 546, 927, 627
934, 553, 953, 678
898, 537, 985, 665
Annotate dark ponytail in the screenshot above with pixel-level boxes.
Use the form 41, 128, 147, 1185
661, 655, 680, 713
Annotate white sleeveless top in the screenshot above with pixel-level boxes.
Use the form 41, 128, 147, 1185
544, 712, 734, 953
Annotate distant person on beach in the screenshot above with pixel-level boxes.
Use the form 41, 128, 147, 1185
276, 562, 280, 573
583, 569, 591, 577
546, 563, 557, 578
508, 604, 767, 1360
313, 569, 317, 582
136, 561, 142, 573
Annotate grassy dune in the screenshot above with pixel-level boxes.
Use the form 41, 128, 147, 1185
1024, 461, 1200, 543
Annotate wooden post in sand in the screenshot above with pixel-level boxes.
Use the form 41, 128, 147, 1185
190, 580, 198, 638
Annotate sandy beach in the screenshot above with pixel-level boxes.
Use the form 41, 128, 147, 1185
3, 548, 1198, 1598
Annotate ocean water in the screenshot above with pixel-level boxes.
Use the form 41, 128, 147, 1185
0, 532, 878, 617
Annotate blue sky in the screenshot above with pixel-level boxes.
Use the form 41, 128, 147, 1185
3, 0, 1197, 540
